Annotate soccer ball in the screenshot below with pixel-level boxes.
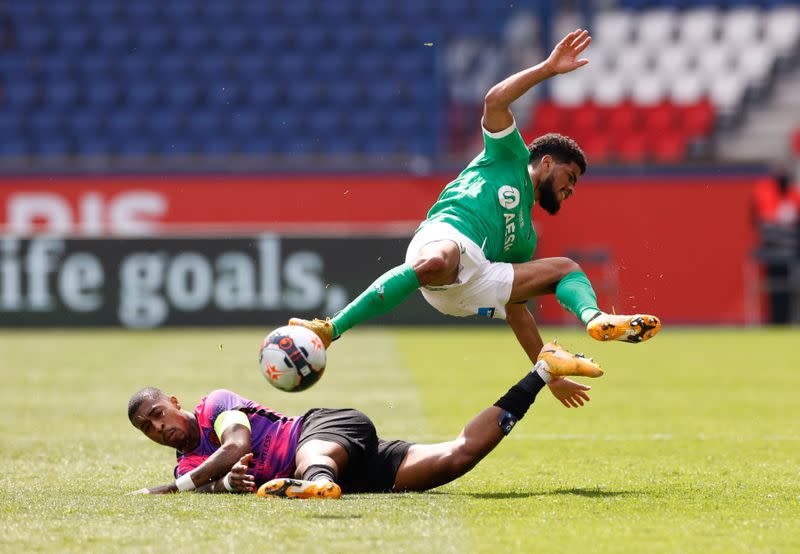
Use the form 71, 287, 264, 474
259, 325, 326, 392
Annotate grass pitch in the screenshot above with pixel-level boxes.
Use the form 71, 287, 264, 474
1, 327, 799, 553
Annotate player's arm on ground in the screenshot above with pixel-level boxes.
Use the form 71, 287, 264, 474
130, 414, 252, 495
482, 29, 591, 132
505, 302, 591, 408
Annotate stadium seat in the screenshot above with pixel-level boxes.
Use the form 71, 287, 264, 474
679, 7, 720, 47
651, 131, 686, 163
681, 100, 715, 139
617, 132, 649, 164
637, 8, 678, 44
764, 5, 800, 55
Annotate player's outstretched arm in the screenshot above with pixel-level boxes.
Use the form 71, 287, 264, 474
483, 29, 591, 132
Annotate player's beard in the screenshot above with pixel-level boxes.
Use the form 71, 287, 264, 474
538, 173, 561, 215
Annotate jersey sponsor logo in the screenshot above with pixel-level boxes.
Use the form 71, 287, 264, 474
503, 213, 515, 252
477, 307, 495, 317
498, 186, 520, 209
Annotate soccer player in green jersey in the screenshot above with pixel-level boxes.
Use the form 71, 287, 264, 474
290, 29, 660, 405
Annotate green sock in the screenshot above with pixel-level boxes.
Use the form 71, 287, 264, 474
331, 264, 420, 337
555, 270, 602, 325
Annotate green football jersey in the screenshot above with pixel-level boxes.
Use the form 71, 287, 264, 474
421, 123, 536, 263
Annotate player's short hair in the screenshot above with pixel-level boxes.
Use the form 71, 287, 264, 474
528, 133, 587, 175
128, 387, 166, 421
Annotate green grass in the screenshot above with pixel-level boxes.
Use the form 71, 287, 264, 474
1, 327, 799, 553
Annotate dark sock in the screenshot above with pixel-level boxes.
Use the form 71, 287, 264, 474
302, 464, 337, 483
493, 370, 547, 421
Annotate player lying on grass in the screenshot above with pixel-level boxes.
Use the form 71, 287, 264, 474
290, 29, 661, 384
128, 342, 601, 498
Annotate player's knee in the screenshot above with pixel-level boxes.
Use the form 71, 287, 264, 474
555, 257, 582, 278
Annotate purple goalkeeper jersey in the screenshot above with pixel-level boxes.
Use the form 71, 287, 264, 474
174, 389, 304, 486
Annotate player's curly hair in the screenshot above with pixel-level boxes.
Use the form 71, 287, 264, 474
528, 133, 587, 175
128, 387, 166, 421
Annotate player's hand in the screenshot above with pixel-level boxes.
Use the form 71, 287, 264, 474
547, 377, 591, 408
545, 29, 591, 75
229, 453, 256, 493
127, 483, 174, 495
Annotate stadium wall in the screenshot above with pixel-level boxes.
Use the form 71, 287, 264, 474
0, 174, 760, 327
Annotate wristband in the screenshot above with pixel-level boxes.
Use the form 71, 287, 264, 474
222, 473, 234, 492
175, 472, 196, 492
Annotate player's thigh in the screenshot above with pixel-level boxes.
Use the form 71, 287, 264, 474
508, 257, 580, 302
411, 240, 461, 286
294, 439, 349, 476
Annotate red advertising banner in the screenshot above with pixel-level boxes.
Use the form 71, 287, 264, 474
0, 174, 761, 323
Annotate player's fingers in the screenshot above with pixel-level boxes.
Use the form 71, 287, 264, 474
570, 30, 589, 47
567, 397, 579, 408
577, 390, 591, 401
574, 35, 592, 52
573, 395, 585, 406
559, 397, 570, 408
239, 452, 254, 464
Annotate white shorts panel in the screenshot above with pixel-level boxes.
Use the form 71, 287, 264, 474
405, 222, 514, 320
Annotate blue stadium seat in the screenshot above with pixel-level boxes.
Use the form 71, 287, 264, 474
78, 53, 113, 79
67, 109, 104, 138
28, 109, 65, 137
57, 27, 92, 53
144, 109, 184, 138
96, 24, 134, 53
268, 109, 304, 134
85, 81, 123, 109
216, 28, 252, 54
117, 55, 154, 81
275, 53, 309, 79
76, 136, 114, 157
123, 2, 159, 23
306, 109, 344, 136
15, 24, 53, 52
126, 81, 162, 109
118, 137, 157, 156
328, 81, 363, 106
163, 81, 203, 106
37, 137, 73, 157
0, 113, 24, 137
244, 80, 283, 108
204, 80, 242, 108
194, 53, 231, 79
234, 54, 268, 80
45, 81, 81, 109
186, 111, 224, 136
161, 0, 200, 23
294, 25, 329, 51
161, 137, 196, 155
320, 136, 358, 155
281, 0, 315, 22
107, 109, 142, 138
200, 136, 236, 155
136, 25, 171, 53
239, 136, 278, 155
228, 109, 264, 139
0, 138, 31, 157
83, 1, 120, 23
3, 81, 40, 110
175, 26, 211, 51
291, 81, 326, 106
154, 53, 190, 79
317, 0, 358, 22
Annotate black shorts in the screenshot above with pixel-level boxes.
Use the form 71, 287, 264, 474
298, 408, 413, 493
